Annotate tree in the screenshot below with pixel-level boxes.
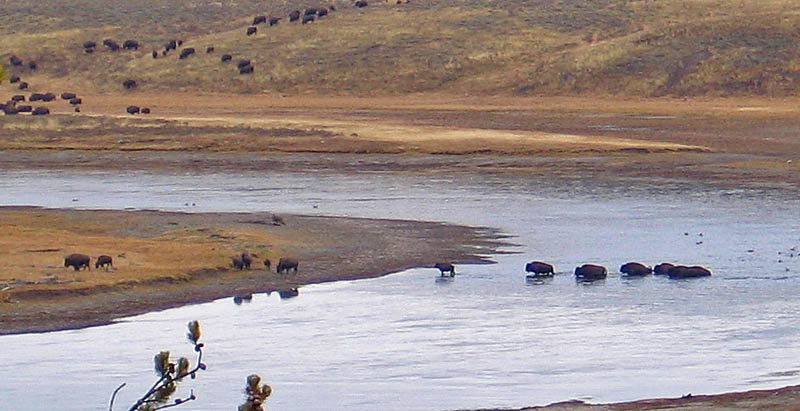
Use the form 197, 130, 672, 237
109, 320, 206, 411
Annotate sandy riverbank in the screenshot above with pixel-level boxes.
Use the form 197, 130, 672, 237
0, 206, 508, 335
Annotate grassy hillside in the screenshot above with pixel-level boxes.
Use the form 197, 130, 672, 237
1, 0, 799, 96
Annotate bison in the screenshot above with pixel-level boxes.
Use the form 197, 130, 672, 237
126, 105, 140, 115
61, 92, 77, 100
32, 107, 50, 115
355, 1, 368, 8
10, 76, 20, 84
83, 41, 97, 49
289, 10, 301, 22
1, 105, 18, 115
241, 252, 254, 269
18, 82, 29, 90
65, 254, 91, 271
231, 256, 246, 270
434, 262, 456, 276
304, 8, 318, 15
85, 48, 94, 54
141, 107, 150, 114
574, 264, 607, 280
246, 26, 257, 36
28, 61, 37, 71
269, 17, 281, 26
16, 105, 32, 113
179, 48, 196, 59
237, 59, 252, 69
123, 40, 139, 50
302, 15, 315, 24
123, 79, 137, 89
278, 288, 299, 299
206, 46, 215, 53
667, 265, 711, 279
318, 8, 328, 17
103, 39, 120, 51
239, 65, 254, 75
653, 262, 675, 275
263, 259, 271, 269
42, 92, 56, 102
29, 93, 45, 102
11, 95, 25, 102
221, 54, 232, 63
69, 97, 82, 105
253, 15, 267, 25
152, 50, 158, 59
525, 261, 555, 276
95, 255, 113, 270
276, 258, 299, 274
620, 262, 652, 276
10, 55, 22, 66
166, 40, 177, 51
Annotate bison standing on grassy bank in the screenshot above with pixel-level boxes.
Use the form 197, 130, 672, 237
65, 254, 91, 271
276, 258, 299, 274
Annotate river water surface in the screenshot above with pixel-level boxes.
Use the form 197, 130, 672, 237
1, 166, 800, 410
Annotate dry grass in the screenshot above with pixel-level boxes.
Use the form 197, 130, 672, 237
1, 0, 798, 96
0, 209, 287, 297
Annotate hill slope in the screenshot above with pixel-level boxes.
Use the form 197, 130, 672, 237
1, 0, 799, 96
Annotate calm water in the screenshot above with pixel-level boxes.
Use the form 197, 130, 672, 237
1, 166, 799, 410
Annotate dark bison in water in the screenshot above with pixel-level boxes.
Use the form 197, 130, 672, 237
32, 107, 50, 115
253, 15, 267, 25
246, 26, 257, 36
525, 261, 554, 276
65, 254, 91, 271
95, 255, 113, 270
574, 264, 607, 280
620, 262, 652, 276
123, 79, 137, 89
653, 262, 675, 275
179, 48, 196, 59
434, 262, 456, 276
126, 105, 140, 115
289, 10, 301, 22
667, 265, 711, 279
276, 258, 299, 274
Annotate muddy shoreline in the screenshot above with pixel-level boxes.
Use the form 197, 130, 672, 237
0, 207, 510, 335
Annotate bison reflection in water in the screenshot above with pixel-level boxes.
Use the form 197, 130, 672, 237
278, 288, 300, 299
233, 294, 253, 305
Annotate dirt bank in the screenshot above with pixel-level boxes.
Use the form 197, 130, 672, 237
0, 207, 509, 335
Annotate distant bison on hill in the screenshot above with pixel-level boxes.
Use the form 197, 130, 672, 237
355, 1, 368, 8
126, 105, 140, 115
269, 17, 281, 26
123, 40, 139, 50
123, 79, 137, 89
103, 39, 120, 51
253, 15, 267, 25
32, 107, 50, 115
289, 10, 301, 22
10, 76, 20, 83
18, 82, 28, 90
10, 55, 22, 66
69, 98, 82, 105
83, 41, 96, 49
302, 15, 315, 24
179, 48, 196, 59
221, 54, 232, 63
246, 26, 257, 36
61, 92, 77, 100
239, 65, 254, 75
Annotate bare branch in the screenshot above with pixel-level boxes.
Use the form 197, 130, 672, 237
109, 383, 127, 411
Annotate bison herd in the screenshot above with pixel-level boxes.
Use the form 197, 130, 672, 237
229, 251, 299, 274
1, 58, 84, 116
434, 260, 713, 281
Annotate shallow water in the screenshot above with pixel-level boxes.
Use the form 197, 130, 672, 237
1, 167, 800, 410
